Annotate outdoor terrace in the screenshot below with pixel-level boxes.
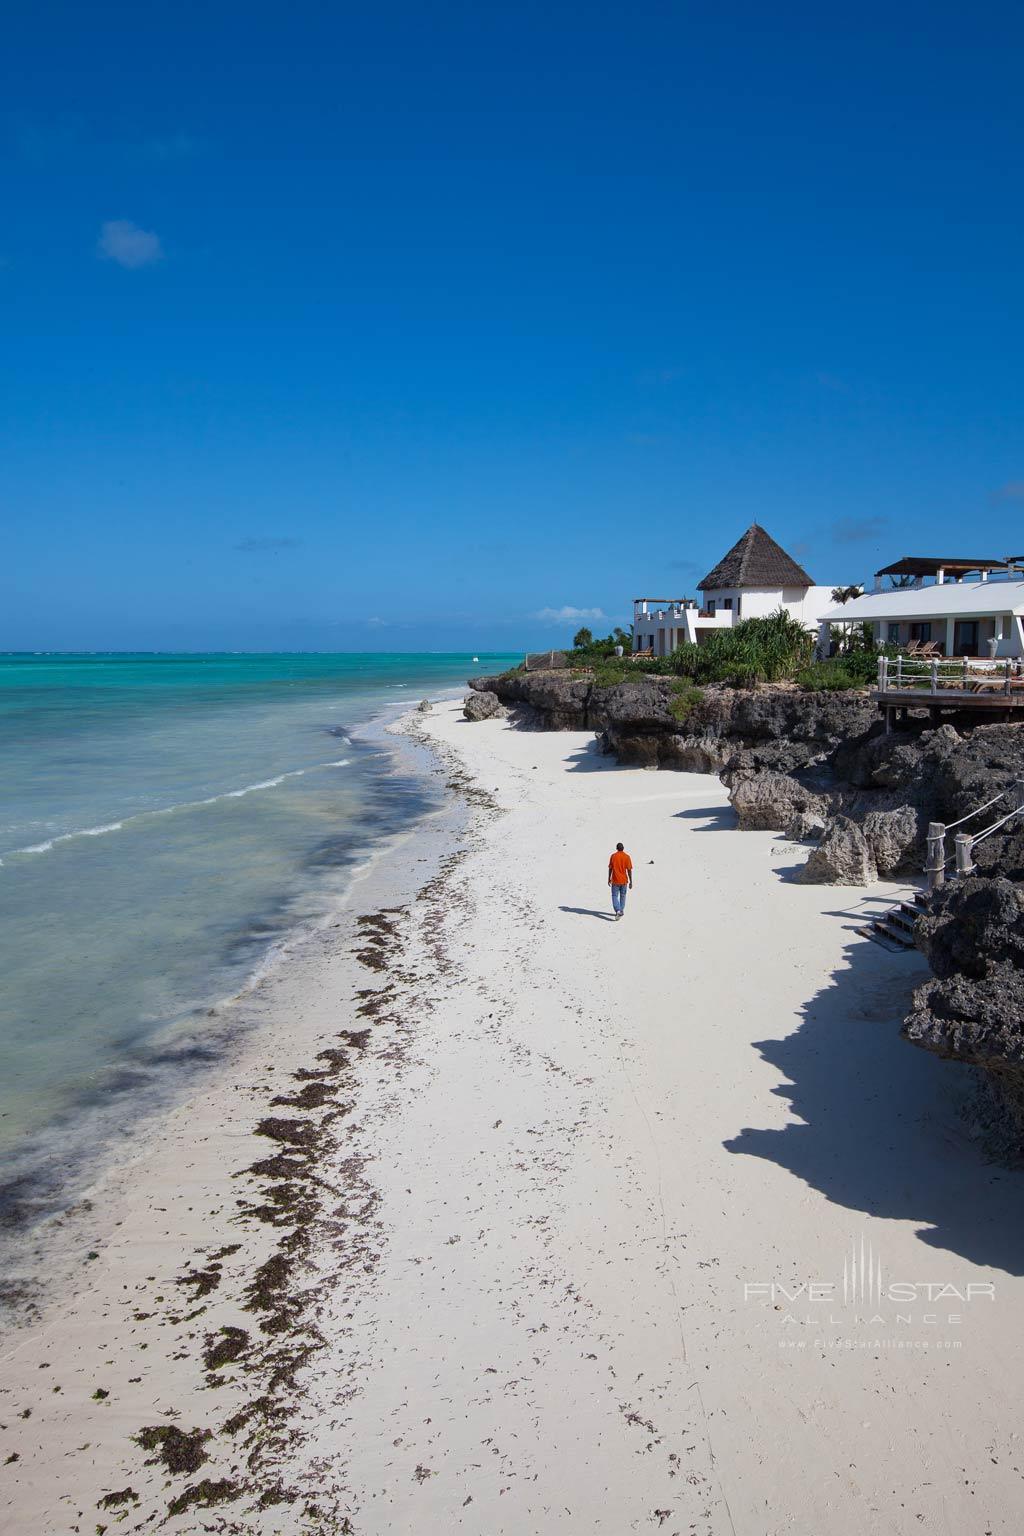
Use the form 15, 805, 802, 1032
874, 652, 1024, 729
870, 555, 1024, 593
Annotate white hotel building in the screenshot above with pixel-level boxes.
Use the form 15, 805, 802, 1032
818, 556, 1024, 659
631, 524, 837, 657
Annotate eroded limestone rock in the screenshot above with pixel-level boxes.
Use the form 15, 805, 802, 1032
786, 808, 827, 842
463, 690, 505, 722
797, 815, 877, 885
729, 772, 829, 832
862, 804, 922, 876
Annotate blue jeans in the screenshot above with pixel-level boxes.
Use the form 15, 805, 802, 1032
611, 883, 628, 915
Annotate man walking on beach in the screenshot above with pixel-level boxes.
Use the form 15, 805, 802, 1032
608, 842, 633, 920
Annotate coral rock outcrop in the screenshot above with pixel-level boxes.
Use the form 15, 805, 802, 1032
797, 816, 878, 885
463, 690, 505, 722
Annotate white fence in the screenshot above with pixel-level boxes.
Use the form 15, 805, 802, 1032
877, 653, 1024, 697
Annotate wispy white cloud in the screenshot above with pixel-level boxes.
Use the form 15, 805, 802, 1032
991, 481, 1024, 503
97, 219, 163, 269
533, 605, 608, 625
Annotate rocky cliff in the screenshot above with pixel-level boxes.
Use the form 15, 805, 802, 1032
469, 669, 597, 731
905, 878, 1024, 1148
721, 714, 1024, 1143
723, 720, 1024, 877
469, 670, 1024, 872
468, 669, 876, 771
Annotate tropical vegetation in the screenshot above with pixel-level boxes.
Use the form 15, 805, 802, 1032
556, 609, 888, 692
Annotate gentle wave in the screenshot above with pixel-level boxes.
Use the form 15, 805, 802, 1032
19, 821, 126, 854
7, 760, 352, 859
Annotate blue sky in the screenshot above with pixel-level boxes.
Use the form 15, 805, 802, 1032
3, 1, 1023, 650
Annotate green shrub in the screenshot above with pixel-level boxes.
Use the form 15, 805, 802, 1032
828, 647, 886, 684
564, 609, 886, 692
797, 661, 866, 691
657, 610, 814, 686
590, 658, 654, 687
830, 621, 884, 657
668, 684, 704, 722
590, 663, 629, 687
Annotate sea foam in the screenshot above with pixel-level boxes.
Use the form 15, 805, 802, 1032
9, 760, 351, 858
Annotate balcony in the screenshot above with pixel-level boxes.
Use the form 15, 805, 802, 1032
632, 599, 734, 626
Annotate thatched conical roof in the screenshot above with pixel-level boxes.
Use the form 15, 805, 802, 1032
698, 524, 813, 590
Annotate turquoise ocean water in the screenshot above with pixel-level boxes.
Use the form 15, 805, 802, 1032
0, 652, 517, 1224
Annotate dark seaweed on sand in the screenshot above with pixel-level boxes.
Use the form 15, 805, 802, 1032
134, 1423, 211, 1475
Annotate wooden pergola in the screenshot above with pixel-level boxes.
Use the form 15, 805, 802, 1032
875, 556, 1014, 583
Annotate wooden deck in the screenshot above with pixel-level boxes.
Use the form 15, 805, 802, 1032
873, 686, 1024, 728
873, 654, 1024, 727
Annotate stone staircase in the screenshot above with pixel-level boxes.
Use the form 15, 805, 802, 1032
860, 889, 930, 951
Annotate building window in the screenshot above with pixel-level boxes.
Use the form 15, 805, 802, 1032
707, 600, 716, 615
909, 623, 931, 642
723, 598, 733, 610
954, 620, 979, 657
886, 623, 901, 643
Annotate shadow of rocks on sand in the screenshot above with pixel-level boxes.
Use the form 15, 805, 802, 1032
725, 930, 1024, 1276
563, 740, 622, 773
672, 803, 738, 832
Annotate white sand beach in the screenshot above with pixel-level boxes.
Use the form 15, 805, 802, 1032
4, 698, 1024, 1534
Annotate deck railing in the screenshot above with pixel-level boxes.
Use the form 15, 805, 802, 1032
877, 653, 1022, 697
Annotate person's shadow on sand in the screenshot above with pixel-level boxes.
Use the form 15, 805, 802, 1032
725, 931, 1024, 1275
559, 905, 617, 922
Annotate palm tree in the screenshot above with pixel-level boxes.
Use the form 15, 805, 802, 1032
830, 584, 863, 604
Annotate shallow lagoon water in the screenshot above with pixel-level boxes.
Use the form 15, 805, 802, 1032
0, 652, 517, 1219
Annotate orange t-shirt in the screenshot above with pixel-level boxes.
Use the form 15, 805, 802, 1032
608, 851, 632, 884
